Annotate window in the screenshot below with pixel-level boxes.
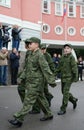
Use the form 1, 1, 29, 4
55, 26, 63, 35
80, 28, 84, 36
55, 2, 63, 16
42, 24, 50, 33
80, 5, 84, 18
68, 27, 76, 36
68, 2, 76, 17
42, 0, 51, 14
0, 0, 11, 7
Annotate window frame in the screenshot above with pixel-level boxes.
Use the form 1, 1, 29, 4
42, 23, 50, 33
80, 27, 84, 36
68, 26, 76, 36
42, 0, 51, 14
68, 2, 76, 18
80, 5, 84, 18
55, 25, 63, 35
55, 1, 63, 16
0, 0, 11, 8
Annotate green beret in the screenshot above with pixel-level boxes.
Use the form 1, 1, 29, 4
40, 44, 47, 49
24, 37, 41, 45
63, 43, 72, 49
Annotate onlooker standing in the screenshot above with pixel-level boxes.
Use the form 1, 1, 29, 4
2, 25, 11, 49
56, 44, 78, 115
12, 25, 23, 50
0, 23, 3, 49
78, 56, 83, 81
10, 48, 20, 85
0, 47, 8, 85
52, 53, 59, 68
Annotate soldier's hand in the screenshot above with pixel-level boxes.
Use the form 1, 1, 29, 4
49, 83, 57, 88
17, 78, 22, 85
72, 75, 78, 82
73, 78, 78, 82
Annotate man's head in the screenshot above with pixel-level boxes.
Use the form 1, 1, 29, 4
1, 47, 7, 53
63, 43, 72, 55
40, 44, 47, 53
24, 37, 41, 51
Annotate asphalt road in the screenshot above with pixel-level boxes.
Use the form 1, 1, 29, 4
0, 81, 84, 130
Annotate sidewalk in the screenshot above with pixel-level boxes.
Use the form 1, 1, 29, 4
0, 81, 84, 130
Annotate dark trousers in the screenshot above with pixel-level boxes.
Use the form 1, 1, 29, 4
11, 67, 18, 85
0, 65, 7, 85
12, 39, 20, 50
78, 69, 83, 81
0, 39, 2, 49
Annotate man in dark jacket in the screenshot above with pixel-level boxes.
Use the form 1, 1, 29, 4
2, 25, 11, 48
10, 48, 20, 85
12, 25, 22, 50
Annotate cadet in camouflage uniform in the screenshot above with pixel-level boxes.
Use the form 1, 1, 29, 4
56, 44, 78, 115
30, 44, 56, 114
17, 41, 31, 103
8, 37, 56, 127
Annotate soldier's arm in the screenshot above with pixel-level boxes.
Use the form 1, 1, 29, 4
71, 56, 78, 81
38, 53, 56, 86
45, 53, 56, 74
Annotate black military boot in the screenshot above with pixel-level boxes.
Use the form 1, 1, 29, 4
40, 115, 53, 121
73, 98, 78, 109
57, 110, 66, 115
8, 119, 22, 127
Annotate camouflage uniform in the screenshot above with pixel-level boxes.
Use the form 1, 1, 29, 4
14, 48, 56, 122
17, 50, 31, 103
32, 51, 56, 113
44, 52, 56, 104
56, 53, 78, 112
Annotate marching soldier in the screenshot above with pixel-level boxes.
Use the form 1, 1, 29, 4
8, 37, 56, 127
56, 44, 78, 115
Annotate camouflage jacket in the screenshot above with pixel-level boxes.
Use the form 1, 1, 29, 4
56, 53, 78, 82
44, 52, 56, 74
24, 49, 56, 85
18, 50, 31, 79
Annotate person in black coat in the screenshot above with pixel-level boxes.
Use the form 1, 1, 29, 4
2, 25, 11, 48
10, 48, 20, 85
78, 56, 83, 81
12, 25, 23, 50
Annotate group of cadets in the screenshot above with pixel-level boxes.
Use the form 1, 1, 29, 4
8, 37, 78, 128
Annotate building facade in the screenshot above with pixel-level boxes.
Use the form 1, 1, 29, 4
42, 0, 84, 48
0, 0, 84, 50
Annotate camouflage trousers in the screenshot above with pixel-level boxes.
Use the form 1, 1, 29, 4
17, 80, 26, 103
32, 80, 53, 112
14, 79, 53, 122
18, 79, 53, 113
60, 81, 77, 111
